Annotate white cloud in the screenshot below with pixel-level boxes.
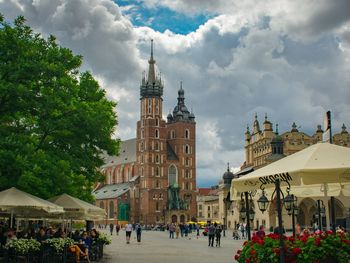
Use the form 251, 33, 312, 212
1, 0, 350, 187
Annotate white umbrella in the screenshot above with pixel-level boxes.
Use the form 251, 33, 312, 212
232, 142, 350, 194
0, 187, 64, 227
48, 193, 106, 220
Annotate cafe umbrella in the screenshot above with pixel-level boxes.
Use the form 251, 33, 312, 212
0, 187, 64, 227
48, 193, 106, 220
231, 142, 350, 263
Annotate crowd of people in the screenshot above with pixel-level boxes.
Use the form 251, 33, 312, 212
0, 221, 103, 263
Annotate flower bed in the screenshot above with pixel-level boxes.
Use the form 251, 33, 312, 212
46, 237, 75, 253
97, 233, 111, 245
6, 238, 41, 255
234, 231, 350, 263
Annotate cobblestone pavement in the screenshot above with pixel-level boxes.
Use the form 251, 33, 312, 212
99, 229, 244, 263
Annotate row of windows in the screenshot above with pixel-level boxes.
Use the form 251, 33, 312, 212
139, 166, 163, 177
139, 179, 193, 190
139, 154, 164, 164
141, 98, 160, 116
139, 141, 193, 155
141, 118, 160, 127
169, 129, 191, 139
104, 166, 132, 185
139, 141, 163, 152
182, 157, 193, 167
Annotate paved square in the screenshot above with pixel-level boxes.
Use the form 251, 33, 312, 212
100, 229, 243, 263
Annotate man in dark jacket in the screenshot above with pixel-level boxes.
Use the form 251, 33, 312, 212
208, 223, 216, 247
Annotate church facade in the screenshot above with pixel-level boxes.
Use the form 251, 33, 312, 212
94, 41, 197, 225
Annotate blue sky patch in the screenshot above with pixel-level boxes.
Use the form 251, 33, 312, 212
115, 0, 215, 34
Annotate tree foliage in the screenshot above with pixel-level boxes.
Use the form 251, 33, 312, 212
0, 15, 119, 201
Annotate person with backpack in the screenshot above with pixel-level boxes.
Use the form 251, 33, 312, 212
136, 223, 142, 243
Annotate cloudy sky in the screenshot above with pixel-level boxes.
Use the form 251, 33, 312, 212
1, 0, 350, 187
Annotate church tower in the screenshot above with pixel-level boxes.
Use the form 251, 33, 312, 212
136, 41, 197, 225
137, 40, 167, 224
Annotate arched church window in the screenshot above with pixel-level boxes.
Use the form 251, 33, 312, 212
155, 100, 159, 114
148, 98, 152, 114
155, 166, 160, 176
155, 129, 159, 138
185, 129, 190, 139
185, 145, 190, 154
168, 165, 177, 186
109, 201, 114, 218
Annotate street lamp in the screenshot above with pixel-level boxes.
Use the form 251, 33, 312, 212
316, 200, 326, 231
287, 195, 298, 237
256, 179, 293, 263
223, 194, 232, 237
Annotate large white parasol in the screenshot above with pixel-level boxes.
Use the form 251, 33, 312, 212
49, 193, 106, 220
0, 187, 64, 227
231, 142, 350, 196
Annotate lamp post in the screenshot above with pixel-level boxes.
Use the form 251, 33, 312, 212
316, 200, 325, 231
223, 194, 232, 237
239, 192, 255, 240
257, 179, 294, 263
287, 195, 298, 237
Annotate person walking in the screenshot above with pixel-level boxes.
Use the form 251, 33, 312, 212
169, 223, 175, 239
109, 223, 114, 236
175, 224, 180, 239
125, 222, 133, 244
215, 224, 222, 247
239, 223, 245, 238
136, 223, 142, 243
196, 223, 200, 239
116, 223, 120, 236
208, 223, 216, 247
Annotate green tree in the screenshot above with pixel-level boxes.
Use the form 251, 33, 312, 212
0, 15, 119, 201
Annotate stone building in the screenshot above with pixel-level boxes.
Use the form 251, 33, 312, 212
230, 114, 350, 231
94, 41, 197, 225
197, 187, 220, 223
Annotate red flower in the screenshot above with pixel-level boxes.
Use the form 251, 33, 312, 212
344, 240, 350, 246
245, 259, 250, 263
237, 249, 242, 254
301, 235, 308, 243
243, 241, 248, 245
250, 249, 256, 255
273, 248, 280, 255
315, 237, 321, 246
234, 254, 239, 260
292, 247, 302, 255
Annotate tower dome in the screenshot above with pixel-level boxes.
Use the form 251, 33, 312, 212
223, 163, 234, 185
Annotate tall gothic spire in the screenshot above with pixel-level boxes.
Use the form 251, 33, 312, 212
140, 40, 163, 98
148, 39, 156, 84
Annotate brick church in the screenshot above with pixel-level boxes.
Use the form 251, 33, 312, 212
93, 41, 197, 225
